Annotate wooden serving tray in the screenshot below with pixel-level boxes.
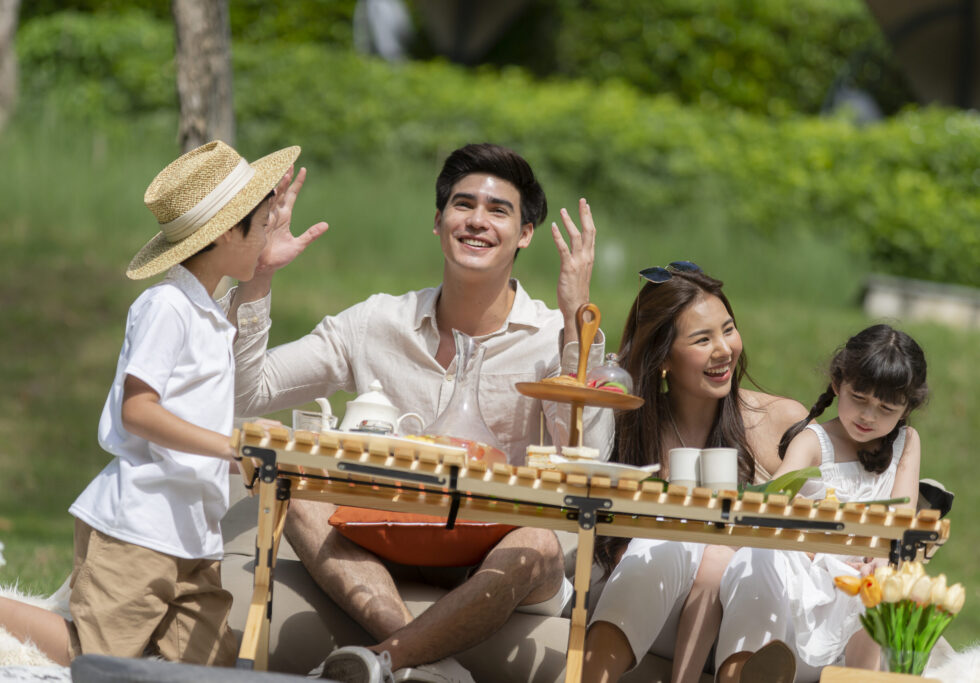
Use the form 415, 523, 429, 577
515, 381, 644, 410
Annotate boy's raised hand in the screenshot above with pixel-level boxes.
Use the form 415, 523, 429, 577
256, 165, 329, 276
551, 197, 596, 343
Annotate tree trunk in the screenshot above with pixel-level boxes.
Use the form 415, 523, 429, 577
0, 0, 21, 134
172, 0, 235, 152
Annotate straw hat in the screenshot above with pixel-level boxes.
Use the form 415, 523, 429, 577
126, 140, 300, 280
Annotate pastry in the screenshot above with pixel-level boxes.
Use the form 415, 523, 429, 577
560, 446, 600, 461
525, 445, 558, 469
540, 374, 581, 386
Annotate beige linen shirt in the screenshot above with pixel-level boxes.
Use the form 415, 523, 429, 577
230, 280, 613, 465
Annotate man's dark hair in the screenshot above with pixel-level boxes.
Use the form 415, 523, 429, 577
435, 143, 547, 227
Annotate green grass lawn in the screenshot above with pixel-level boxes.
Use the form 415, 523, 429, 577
1, 116, 978, 649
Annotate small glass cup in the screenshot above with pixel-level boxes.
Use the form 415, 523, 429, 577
292, 409, 324, 433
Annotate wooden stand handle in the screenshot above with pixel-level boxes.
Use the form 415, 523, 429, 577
575, 303, 601, 383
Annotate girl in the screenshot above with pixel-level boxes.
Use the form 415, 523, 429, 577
715, 324, 927, 682
583, 263, 808, 682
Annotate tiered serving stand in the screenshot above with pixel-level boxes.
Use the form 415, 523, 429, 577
232, 304, 950, 682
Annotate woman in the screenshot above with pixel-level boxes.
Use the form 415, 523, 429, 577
584, 263, 808, 682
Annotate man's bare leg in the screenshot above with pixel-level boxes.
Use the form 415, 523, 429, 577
0, 596, 72, 666
284, 499, 413, 641
672, 544, 734, 683
367, 526, 564, 671
582, 621, 634, 683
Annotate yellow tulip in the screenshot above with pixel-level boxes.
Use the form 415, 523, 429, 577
899, 561, 925, 579
835, 575, 862, 596
909, 575, 933, 605
881, 576, 904, 603
898, 570, 918, 599
929, 574, 948, 606
943, 583, 966, 615
859, 575, 883, 608
874, 564, 896, 584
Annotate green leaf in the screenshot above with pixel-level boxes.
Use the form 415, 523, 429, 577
742, 466, 822, 498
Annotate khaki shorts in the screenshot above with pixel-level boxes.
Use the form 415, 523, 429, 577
68, 519, 237, 666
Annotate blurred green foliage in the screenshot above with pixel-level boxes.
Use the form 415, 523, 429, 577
17, 10, 175, 117
21, 0, 914, 117
549, 0, 915, 116
20, 0, 357, 45
16, 11, 980, 288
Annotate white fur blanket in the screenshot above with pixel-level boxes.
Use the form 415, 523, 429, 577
0, 579, 977, 681
0, 580, 71, 676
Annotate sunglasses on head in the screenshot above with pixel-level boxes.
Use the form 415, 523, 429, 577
638, 261, 702, 283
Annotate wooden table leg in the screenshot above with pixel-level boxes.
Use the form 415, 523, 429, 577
237, 476, 290, 669
568, 401, 585, 449
564, 524, 596, 683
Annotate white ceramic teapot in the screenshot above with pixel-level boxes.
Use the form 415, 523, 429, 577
337, 379, 423, 434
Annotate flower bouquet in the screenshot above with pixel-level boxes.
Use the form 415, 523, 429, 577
835, 561, 965, 675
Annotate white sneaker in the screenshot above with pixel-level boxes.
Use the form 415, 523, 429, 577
393, 656, 475, 683
310, 645, 395, 683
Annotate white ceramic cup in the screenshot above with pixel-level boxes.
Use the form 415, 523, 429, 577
699, 447, 739, 492
668, 447, 701, 490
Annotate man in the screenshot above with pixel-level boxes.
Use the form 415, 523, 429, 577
228, 143, 612, 681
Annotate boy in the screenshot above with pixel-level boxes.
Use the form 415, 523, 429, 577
0, 140, 304, 666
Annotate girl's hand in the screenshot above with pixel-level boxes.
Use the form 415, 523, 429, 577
844, 557, 888, 576
859, 557, 890, 578
257, 166, 329, 275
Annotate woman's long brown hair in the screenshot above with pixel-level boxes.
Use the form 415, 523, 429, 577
595, 269, 756, 575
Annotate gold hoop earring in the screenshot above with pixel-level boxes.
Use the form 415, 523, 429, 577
660, 369, 669, 394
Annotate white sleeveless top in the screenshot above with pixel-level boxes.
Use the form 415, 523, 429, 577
798, 423, 906, 502
779, 423, 908, 668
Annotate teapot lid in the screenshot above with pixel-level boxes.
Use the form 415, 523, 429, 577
350, 379, 395, 408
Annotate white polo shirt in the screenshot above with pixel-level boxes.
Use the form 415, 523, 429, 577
70, 266, 234, 560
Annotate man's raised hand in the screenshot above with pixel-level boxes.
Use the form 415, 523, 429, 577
551, 197, 596, 342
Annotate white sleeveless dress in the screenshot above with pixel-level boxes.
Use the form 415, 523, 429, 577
784, 424, 906, 666
716, 424, 907, 677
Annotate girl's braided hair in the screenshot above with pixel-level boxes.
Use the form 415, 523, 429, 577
778, 324, 928, 473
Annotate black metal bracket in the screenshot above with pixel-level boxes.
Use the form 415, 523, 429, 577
564, 494, 612, 530
242, 465, 261, 491
241, 446, 278, 484
276, 477, 292, 502
445, 466, 461, 530
734, 515, 845, 532
713, 497, 733, 528
236, 658, 255, 670
570, 587, 589, 617
890, 528, 941, 564
337, 461, 448, 486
